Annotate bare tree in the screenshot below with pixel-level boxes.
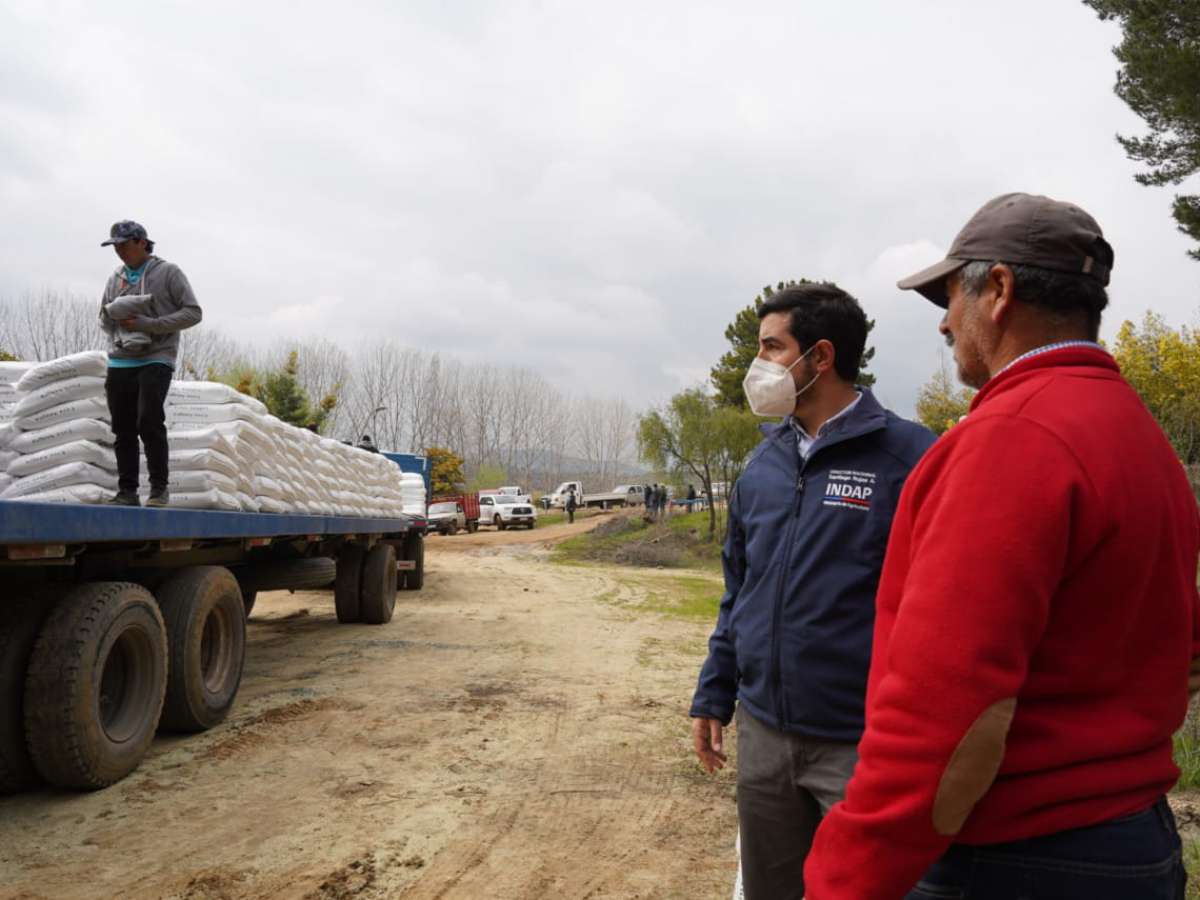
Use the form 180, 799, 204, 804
0, 290, 103, 361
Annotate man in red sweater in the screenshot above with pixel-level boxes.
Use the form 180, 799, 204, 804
804, 193, 1200, 899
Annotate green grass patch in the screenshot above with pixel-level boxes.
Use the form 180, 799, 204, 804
640, 575, 724, 621
553, 510, 723, 571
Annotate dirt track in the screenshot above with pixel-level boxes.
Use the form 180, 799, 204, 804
0, 516, 737, 899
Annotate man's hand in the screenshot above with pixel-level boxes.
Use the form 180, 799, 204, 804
122, 316, 150, 330
692, 716, 727, 773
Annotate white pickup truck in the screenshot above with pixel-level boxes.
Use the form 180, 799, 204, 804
542, 481, 645, 510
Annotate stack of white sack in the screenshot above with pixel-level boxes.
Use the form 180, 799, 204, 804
0, 352, 116, 505
0, 361, 36, 497
398, 473, 427, 518
164, 379, 411, 517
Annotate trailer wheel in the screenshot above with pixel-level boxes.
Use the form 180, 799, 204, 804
242, 590, 257, 619
0, 594, 58, 793
156, 567, 247, 733
360, 544, 398, 625
335, 544, 366, 623
467, 521, 478, 534
24, 582, 167, 790
401, 533, 425, 591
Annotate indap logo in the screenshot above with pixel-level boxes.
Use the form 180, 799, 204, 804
823, 469, 876, 511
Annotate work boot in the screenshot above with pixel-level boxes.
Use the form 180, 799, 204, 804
106, 491, 140, 507
145, 489, 170, 508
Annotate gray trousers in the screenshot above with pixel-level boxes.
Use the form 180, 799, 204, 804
736, 706, 858, 900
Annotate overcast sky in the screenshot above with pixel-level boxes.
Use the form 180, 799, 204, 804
1, 0, 1197, 417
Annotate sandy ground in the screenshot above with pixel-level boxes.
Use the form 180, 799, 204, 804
0, 515, 738, 899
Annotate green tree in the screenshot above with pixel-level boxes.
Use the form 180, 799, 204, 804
1085, 0, 1200, 259
468, 463, 509, 493
915, 360, 975, 436
710, 280, 876, 408
1110, 311, 1200, 462
217, 351, 338, 432
0, 350, 18, 362
426, 446, 466, 496
638, 389, 761, 540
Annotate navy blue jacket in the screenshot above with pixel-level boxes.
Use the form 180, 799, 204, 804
690, 389, 935, 742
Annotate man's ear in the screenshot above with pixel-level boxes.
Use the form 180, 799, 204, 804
813, 338, 837, 374
988, 264, 1017, 325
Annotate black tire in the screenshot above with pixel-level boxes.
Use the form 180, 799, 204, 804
401, 534, 425, 592
495, 516, 505, 531
528, 520, 537, 529
467, 521, 478, 533
242, 590, 257, 619
360, 544, 398, 625
238, 558, 336, 593
335, 545, 366, 624
156, 567, 247, 733
0, 593, 57, 793
24, 582, 167, 790
447, 522, 458, 536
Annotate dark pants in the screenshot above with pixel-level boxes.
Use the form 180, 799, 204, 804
907, 796, 1185, 899
105, 364, 172, 494
567, 507, 575, 523
736, 706, 858, 900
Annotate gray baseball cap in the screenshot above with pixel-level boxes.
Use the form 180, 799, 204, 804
100, 220, 149, 246
897, 193, 1115, 307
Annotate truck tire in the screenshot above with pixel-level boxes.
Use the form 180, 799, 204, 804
242, 590, 257, 619
0, 595, 57, 793
156, 567, 247, 733
359, 544, 398, 625
447, 522, 458, 536
401, 534, 425, 591
335, 545, 366, 624
24, 582, 167, 790
467, 521, 478, 534
237, 558, 336, 593
495, 516, 505, 531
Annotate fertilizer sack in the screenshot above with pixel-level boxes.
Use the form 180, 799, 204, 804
8, 483, 111, 505
1, 461, 117, 499
16, 351, 107, 393
7, 440, 116, 479
14, 397, 110, 432
12, 376, 106, 419
8, 418, 113, 456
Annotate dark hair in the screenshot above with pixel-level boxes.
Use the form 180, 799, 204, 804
144, 239, 155, 254
757, 283, 868, 382
959, 261, 1108, 340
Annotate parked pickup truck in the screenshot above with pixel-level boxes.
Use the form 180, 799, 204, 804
0, 499, 424, 793
541, 481, 645, 510
428, 493, 481, 534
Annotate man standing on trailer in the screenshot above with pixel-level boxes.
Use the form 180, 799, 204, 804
99, 220, 202, 508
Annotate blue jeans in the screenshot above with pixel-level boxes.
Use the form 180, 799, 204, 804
906, 797, 1185, 899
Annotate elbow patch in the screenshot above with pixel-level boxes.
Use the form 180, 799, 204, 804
932, 697, 1017, 836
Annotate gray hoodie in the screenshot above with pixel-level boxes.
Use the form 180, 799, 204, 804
99, 256, 202, 367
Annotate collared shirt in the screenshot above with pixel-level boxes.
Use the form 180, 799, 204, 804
787, 391, 863, 460
997, 340, 1106, 377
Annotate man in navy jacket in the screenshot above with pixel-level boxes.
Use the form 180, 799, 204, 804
690, 283, 935, 900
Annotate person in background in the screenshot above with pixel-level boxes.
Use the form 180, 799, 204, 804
643, 483, 654, 513
805, 194, 1200, 899
98, 220, 202, 508
565, 486, 578, 524
357, 435, 380, 453
687, 483, 697, 508
690, 282, 935, 900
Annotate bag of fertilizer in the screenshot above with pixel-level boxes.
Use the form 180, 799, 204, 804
7, 440, 116, 479
167, 381, 268, 415
0, 383, 18, 403
236, 492, 260, 512
0, 361, 35, 384
167, 426, 237, 458
213, 420, 273, 454
256, 495, 290, 514
14, 396, 110, 432
0, 449, 17, 472
154, 488, 241, 511
16, 351, 107, 393
163, 469, 238, 494
166, 403, 258, 427
12, 375, 106, 419
7, 418, 112, 455
8, 483, 110, 505
0, 423, 14, 451
1, 461, 117, 499
167, 448, 240, 480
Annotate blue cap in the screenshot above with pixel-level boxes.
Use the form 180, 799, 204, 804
101, 220, 149, 246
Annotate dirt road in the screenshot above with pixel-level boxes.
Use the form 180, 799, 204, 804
0, 517, 737, 899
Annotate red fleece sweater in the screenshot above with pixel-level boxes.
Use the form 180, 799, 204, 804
805, 346, 1200, 899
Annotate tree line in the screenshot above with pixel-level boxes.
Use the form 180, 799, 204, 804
0, 290, 637, 492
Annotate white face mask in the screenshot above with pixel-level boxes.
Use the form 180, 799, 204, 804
742, 346, 820, 417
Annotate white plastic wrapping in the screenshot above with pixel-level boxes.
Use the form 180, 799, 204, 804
15, 351, 107, 393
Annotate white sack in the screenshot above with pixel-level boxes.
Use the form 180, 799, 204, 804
0, 424, 14, 451
12, 376, 106, 418
152, 488, 241, 511
16, 351, 107, 393
7, 440, 116, 478
0, 473, 10, 492
167, 448, 240, 480
0, 449, 17, 471
8, 418, 112, 455
166, 403, 258, 427
167, 427, 237, 458
164, 470, 238, 494
0, 362, 35, 384
8, 484, 110, 505
1, 461, 117, 499
15, 397, 110, 432
167, 381, 267, 414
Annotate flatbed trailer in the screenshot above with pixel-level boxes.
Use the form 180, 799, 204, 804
0, 500, 426, 793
